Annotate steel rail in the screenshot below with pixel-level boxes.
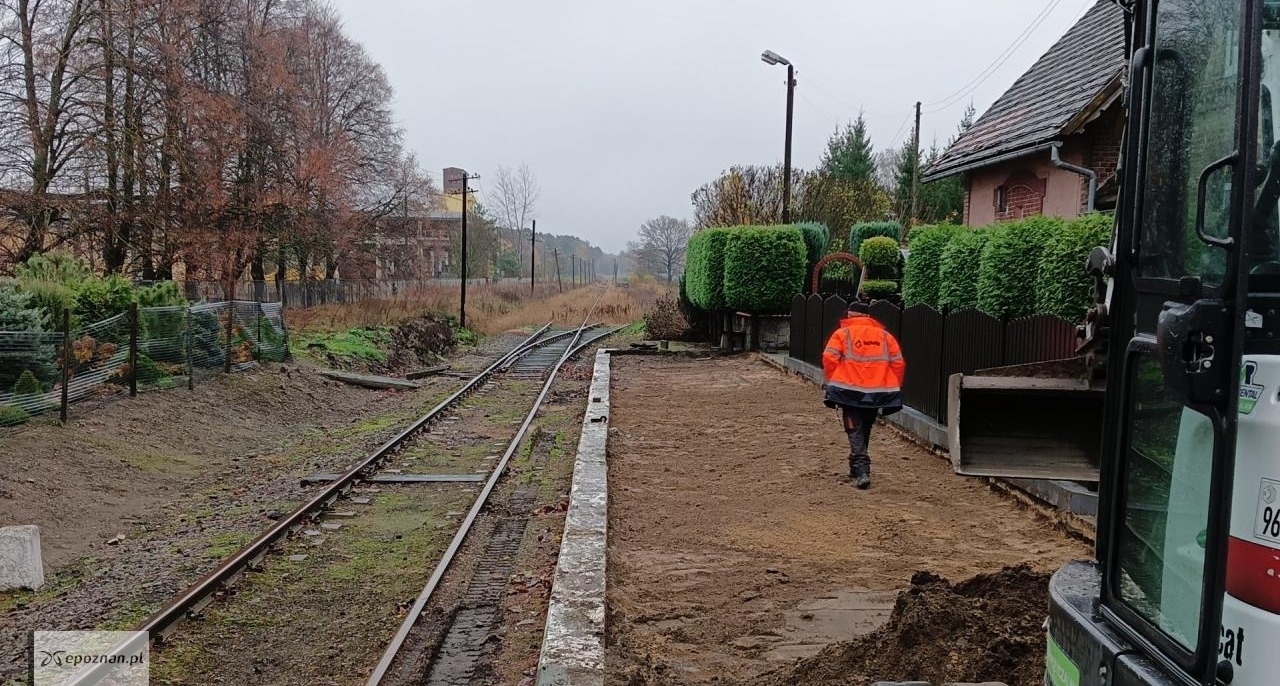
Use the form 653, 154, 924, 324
64, 324, 555, 686
366, 298, 616, 685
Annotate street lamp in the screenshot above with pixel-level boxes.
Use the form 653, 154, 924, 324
761, 49, 795, 223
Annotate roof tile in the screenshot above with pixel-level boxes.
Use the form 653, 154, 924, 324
925, 0, 1126, 180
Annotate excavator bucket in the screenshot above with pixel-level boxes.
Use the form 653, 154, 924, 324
946, 357, 1104, 482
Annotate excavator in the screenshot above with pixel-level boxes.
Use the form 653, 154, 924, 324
1045, 1, 1280, 685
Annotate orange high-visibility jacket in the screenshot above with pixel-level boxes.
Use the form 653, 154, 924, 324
822, 315, 906, 413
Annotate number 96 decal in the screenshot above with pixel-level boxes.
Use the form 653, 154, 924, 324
1256, 479, 1280, 543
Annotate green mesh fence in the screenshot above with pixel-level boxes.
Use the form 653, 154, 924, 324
0, 301, 289, 426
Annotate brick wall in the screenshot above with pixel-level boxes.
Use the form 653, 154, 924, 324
993, 169, 1048, 222
1082, 106, 1125, 212
996, 182, 1047, 221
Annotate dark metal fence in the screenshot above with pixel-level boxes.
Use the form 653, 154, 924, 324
176, 278, 518, 307
788, 294, 1078, 424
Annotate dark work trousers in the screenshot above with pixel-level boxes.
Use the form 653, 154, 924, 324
841, 406, 877, 478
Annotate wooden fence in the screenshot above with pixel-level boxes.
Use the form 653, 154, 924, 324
789, 294, 1078, 424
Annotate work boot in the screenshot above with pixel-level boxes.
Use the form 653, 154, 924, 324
847, 457, 857, 479
855, 474, 871, 490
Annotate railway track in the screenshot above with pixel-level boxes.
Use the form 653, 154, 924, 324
67, 315, 623, 686
367, 320, 623, 686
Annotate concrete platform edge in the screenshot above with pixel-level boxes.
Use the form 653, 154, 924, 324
536, 349, 610, 686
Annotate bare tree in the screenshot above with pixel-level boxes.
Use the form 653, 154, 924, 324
633, 215, 691, 286
490, 163, 540, 274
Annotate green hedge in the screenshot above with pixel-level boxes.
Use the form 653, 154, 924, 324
849, 221, 902, 255
860, 279, 899, 300
902, 225, 961, 308
976, 216, 1064, 318
685, 228, 732, 311
938, 229, 990, 312
723, 226, 807, 314
859, 236, 901, 280
794, 222, 830, 267
1035, 213, 1114, 320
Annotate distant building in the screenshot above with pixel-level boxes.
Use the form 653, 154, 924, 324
439, 167, 476, 215
924, 0, 1126, 225
367, 210, 456, 280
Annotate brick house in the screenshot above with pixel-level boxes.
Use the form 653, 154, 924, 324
924, 0, 1126, 225
363, 210, 456, 280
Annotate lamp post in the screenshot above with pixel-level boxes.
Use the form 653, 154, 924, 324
761, 49, 795, 223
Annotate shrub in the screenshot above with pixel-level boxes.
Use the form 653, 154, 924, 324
677, 273, 710, 341
977, 216, 1064, 318
137, 282, 189, 361
685, 228, 732, 311
794, 222, 830, 262
13, 252, 88, 325
0, 287, 57, 390
74, 274, 135, 324
12, 370, 41, 395
0, 405, 30, 426
938, 229, 990, 312
860, 279, 900, 300
136, 281, 186, 308
794, 222, 830, 287
644, 296, 689, 340
849, 221, 903, 255
1035, 213, 1114, 320
254, 320, 290, 363
188, 309, 227, 369
723, 226, 807, 314
133, 354, 166, 384
902, 225, 962, 308
859, 236, 902, 280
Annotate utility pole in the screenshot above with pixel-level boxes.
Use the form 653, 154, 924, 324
782, 62, 795, 223
571, 255, 577, 287
613, 258, 618, 285
908, 101, 922, 241
554, 249, 563, 292
530, 219, 536, 294
450, 171, 480, 328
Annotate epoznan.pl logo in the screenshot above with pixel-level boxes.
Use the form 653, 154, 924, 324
31, 631, 148, 686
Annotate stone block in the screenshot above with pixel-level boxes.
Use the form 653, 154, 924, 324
0, 525, 44, 590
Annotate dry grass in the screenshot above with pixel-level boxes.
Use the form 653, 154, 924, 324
286, 280, 667, 337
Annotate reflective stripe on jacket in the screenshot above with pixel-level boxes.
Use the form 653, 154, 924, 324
822, 315, 906, 413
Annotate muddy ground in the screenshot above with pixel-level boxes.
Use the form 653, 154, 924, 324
0, 333, 526, 686
606, 355, 1090, 686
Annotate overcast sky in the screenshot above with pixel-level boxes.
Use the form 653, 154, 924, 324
329, 0, 1099, 253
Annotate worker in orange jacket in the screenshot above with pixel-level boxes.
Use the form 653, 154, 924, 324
822, 302, 906, 489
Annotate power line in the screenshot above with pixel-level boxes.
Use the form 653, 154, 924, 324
923, 0, 1066, 113
888, 108, 915, 148
797, 91, 838, 130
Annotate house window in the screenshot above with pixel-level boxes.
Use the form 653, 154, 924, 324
995, 186, 1008, 213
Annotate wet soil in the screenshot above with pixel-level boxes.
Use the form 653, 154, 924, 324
754, 565, 1053, 686
606, 356, 1090, 686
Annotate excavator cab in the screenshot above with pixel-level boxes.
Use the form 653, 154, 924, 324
1047, 1, 1280, 685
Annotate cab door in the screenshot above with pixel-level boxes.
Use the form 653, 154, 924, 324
1100, 0, 1257, 683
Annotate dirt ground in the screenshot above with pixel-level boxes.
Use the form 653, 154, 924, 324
606, 356, 1090, 686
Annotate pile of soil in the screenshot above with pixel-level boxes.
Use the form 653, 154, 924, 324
387, 314, 456, 369
754, 565, 1051, 686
